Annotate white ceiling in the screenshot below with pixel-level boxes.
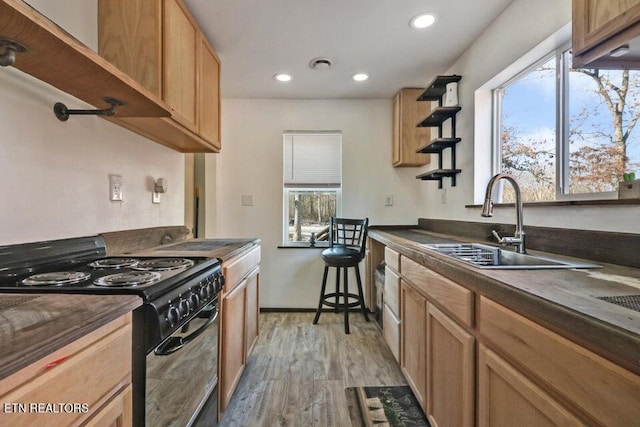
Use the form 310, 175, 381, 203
184, 0, 514, 99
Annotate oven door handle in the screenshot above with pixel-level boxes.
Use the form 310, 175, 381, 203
154, 305, 219, 356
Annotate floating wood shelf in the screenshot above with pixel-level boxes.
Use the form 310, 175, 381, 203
417, 106, 461, 127
416, 137, 461, 154
417, 75, 462, 101
0, 0, 170, 118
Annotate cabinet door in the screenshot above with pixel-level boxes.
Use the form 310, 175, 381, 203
83, 385, 132, 427
245, 268, 260, 358
198, 36, 221, 149
392, 88, 431, 167
98, 0, 163, 97
219, 279, 247, 413
400, 281, 427, 409
163, 0, 198, 131
426, 303, 474, 427
573, 0, 640, 67
478, 345, 583, 427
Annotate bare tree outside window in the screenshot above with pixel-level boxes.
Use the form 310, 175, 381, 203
496, 49, 640, 202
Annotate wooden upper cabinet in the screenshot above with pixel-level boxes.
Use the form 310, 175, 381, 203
98, 0, 163, 97
198, 36, 222, 149
164, 0, 198, 132
392, 88, 431, 167
573, 0, 640, 68
98, 0, 221, 152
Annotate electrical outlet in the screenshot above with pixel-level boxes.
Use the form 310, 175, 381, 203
242, 195, 253, 206
109, 175, 123, 201
152, 192, 161, 204
384, 194, 394, 206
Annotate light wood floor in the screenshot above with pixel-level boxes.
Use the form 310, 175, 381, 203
216, 312, 406, 427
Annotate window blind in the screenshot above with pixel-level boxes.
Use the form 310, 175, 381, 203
283, 132, 342, 188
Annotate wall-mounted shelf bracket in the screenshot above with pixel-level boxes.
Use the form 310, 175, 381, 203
0, 37, 27, 67
54, 97, 125, 122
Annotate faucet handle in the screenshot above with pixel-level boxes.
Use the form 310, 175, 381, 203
491, 229, 504, 244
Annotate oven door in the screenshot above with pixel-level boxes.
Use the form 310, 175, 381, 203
145, 298, 219, 427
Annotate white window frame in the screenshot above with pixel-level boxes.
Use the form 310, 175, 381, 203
492, 40, 618, 201
282, 131, 342, 247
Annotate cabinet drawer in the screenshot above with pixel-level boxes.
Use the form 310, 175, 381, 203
0, 320, 132, 427
384, 266, 400, 316
383, 303, 400, 363
401, 256, 473, 327
223, 245, 261, 290
479, 296, 640, 426
385, 247, 400, 272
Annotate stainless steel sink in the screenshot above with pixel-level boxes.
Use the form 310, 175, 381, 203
422, 243, 601, 270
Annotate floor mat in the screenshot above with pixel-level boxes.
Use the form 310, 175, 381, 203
346, 385, 430, 427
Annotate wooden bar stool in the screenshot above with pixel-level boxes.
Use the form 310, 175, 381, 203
313, 217, 369, 334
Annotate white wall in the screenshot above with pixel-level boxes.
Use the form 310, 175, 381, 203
212, 99, 421, 308
418, 0, 640, 233
0, 2, 185, 245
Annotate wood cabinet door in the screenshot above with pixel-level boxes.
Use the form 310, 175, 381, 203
84, 385, 132, 427
219, 279, 247, 413
98, 0, 163, 97
392, 88, 431, 167
400, 280, 427, 409
163, 0, 198, 131
245, 268, 260, 358
426, 303, 474, 427
198, 36, 221, 149
478, 345, 583, 427
392, 92, 401, 165
573, 0, 640, 55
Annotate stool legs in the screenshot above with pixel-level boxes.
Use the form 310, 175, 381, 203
313, 266, 329, 324
313, 264, 369, 334
343, 266, 350, 334
354, 266, 369, 322
334, 267, 340, 312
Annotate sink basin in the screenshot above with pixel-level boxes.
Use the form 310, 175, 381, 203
422, 243, 601, 270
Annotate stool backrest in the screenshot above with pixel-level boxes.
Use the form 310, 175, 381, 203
329, 217, 369, 256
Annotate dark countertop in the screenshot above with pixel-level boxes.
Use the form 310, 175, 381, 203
0, 293, 141, 381
368, 227, 640, 375
131, 238, 260, 262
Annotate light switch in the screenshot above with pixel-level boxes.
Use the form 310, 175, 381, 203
109, 175, 123, 201
242, 195, 253, 206
384, 194, 394, 206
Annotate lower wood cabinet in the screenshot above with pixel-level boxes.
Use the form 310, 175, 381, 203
479, 296, 640, 426
382, 302, 400, 362
378, 245, 640, 426
220, 273, 248, 412
426, 303, 474, 427
244, 268, 260, 359
219, 245, 261, 416
478, 344, 582, 427
0, 314, 133, 426
400, 280, 427, 409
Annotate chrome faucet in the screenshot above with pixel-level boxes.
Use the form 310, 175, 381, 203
481, 173, 526, 254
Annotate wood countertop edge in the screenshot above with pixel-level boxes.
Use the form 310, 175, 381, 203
368, 229, 640, 376
0, 294, 142, 381
131, 239, 260, 262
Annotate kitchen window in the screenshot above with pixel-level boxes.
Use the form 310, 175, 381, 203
282, 132, 342, 247
493, 44, 640, 202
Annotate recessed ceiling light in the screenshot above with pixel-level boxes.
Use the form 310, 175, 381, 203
274, 73, 292, 82
410, 13, 436, 29
351, 73, 369, 82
